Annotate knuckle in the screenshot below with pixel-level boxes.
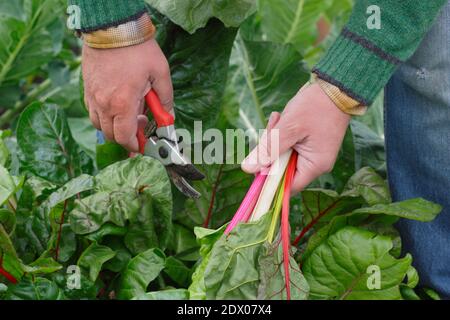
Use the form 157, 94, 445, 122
93, 91, 110, 107
110, 92, 133, 110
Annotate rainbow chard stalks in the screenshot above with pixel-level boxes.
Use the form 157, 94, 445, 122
190, 150, 309, 300
281, 152, 298, 300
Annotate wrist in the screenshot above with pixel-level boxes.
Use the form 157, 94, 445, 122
81, 13, 156, 49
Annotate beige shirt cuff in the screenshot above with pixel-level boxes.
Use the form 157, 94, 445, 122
82, 13, 156, 49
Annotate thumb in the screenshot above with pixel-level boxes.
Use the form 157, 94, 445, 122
242, 112, 294, 173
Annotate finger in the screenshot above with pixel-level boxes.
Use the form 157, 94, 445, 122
290, 152, 325, 194
242, 111, 297, 174
150, 67, 174, 114
137, 114, 149, 130
242, 112, 281, 173
113, 112, 139, 152
88, 105, 101, 130
99, 114, 115, 142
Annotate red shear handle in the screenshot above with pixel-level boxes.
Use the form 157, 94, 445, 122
145, 89, 174, 128
137, 128, 147, 155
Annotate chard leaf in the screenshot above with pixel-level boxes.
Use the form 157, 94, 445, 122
0, 164, 17, 206
0, 0, 64, 88
164, 256, 192, 288
135, 289, 189, 300
188, 225, 226, 300
117, 248, 166, 300
243, 0, 333, 53
70, 189, 141, 234
41, 174, 94, 219
3, 276, 63, 300
23, 257, 62, 275
16, 102, 93, 185
160, 18, 238, 132
204, 214, 272, 299
124, 196, 160, 255
0, 131, 9, 166
85, 224, 128, 242
146, 0, 256, 33
0, 209, 15, 234
303, 226, 413, 300
258, 242, 309, 300
94, 156, 173, 249
102, 238, 132, 273
78, 242, 116, 282
353, 198, 442, 222
341, 167, 391, 205
167, 224, 199, 262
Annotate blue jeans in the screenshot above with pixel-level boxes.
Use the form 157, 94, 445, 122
385, 1, 450, 297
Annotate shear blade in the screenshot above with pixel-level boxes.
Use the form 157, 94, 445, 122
168, 163, 205, 181
167, 168, 201, 199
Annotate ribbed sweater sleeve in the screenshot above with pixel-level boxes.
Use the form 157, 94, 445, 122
68, 0, 148, 32
313, 0, 448, 105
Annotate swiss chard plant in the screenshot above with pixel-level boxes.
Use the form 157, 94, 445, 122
0, 0, 442, 300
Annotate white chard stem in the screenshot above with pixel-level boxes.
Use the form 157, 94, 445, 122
250, 150, 293, 221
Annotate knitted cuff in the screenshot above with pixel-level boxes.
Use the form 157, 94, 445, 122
312, 27, 399, 106
82, 13, 156, 49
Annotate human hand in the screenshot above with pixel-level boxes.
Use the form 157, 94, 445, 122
241, 83, 351, 194
82, 39, 173, 152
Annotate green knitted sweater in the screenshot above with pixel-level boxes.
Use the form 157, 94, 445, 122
313, 0, 448, 105
68, 0, 147, 32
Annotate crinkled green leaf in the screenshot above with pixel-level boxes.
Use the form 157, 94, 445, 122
303, 227, 413, 300
342, 167, 391, 205
146, 0, 256, 33
70, 189, 140, 234
95, 156, 173, 248
3, 276, 63, 300
117, 248, 166, 300
164, 256, 192, 288
78, 242, 116, 282
124, 196, 160, 255
85, 224, 128, 242
16, 102, 93, 185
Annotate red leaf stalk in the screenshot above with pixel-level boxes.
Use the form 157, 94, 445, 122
0, 264, 18, 284
282, 151, 298, 300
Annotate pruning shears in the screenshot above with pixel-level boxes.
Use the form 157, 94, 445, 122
137, 89, 205, 198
